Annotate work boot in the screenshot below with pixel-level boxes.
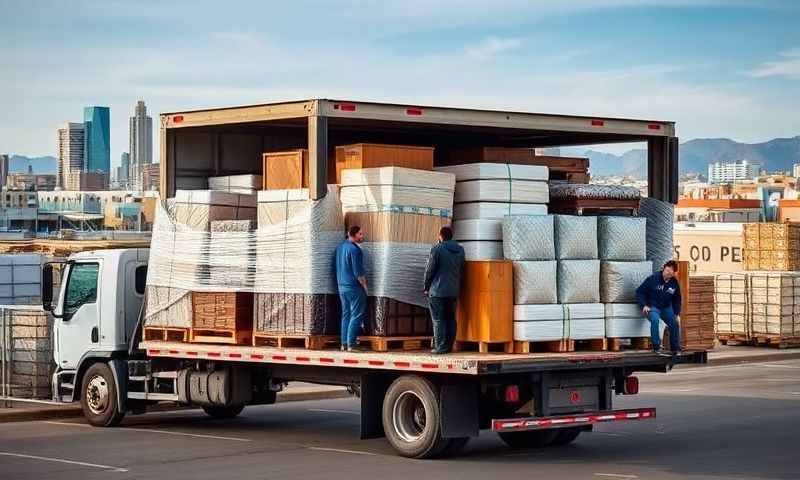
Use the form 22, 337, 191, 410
347, 345, 368, 353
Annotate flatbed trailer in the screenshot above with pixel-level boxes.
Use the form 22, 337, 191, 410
40, 99, 701, 458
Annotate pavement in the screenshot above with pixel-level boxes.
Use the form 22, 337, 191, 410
0, 346, 798, 424
0, 357, 798, 479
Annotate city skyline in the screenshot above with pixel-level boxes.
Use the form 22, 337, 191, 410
1, 1, 799, 165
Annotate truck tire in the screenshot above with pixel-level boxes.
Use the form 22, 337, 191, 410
551, 427, 582, 446
382, 375, 450, 459
497, 429, 559, 449
81, 362, 125, 427
202, 405, 245, 419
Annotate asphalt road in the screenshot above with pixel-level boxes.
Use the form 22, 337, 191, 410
1, 359, 799, 480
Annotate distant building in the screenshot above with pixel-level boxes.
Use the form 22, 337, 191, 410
83, 106, 111, 175
64, 171, 108, 191
0, 190, 38, 231
0, 154, 9, 189
119, 152, 130, 184
6, 174, 57, 191
129, 100, 153, 190
794, 163, 800, 179
707, 160, 760, 184
141, 163, 160, 191
57, 122, 85, 189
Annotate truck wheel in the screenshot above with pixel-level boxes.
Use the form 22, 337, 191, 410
81, 363, 125, 427
202, 405, 245, 419
382, 375, 449, 459
498, 429, 559, 449
551, 427, 582, 446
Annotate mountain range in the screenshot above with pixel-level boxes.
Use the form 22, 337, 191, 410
556, 136, 800, 178
7, 155, 58, 174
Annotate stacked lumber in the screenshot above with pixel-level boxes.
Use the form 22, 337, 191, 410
748, 272, 800, 347
714, 273, 750, 342
681, 275, 716, 350
191, 292, 253, 344
335, 143, 433, 184
438, 147, 589, 183
743, 223, 800, 271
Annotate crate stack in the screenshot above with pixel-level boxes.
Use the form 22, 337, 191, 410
714, 273, 749, 342
597, 216, 655, 350
681, 276, 716, 350
747, 272, 800, 348
743, 224, 800, 271
0, 306, 54, 400
339, 160, 456, 350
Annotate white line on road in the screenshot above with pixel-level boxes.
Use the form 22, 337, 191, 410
594, 474, 639, 479
761, 363, 800, 369
307, 447, 377, 456
0, 451, 128, 473
308, 408, 360, 416
43, 421, 251, 442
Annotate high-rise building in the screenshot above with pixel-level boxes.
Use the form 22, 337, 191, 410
793, 163, 800, 179
0, 154, 9, 190
707, 160, 761, 184
83, 106, 111, 174
129, 100, 153, 190
119, 152, 130, 183
57, 123, 85, 189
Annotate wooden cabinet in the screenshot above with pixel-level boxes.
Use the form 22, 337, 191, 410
456, 260, 513, 343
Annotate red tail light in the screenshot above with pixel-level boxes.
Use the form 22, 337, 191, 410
335, 103, 356, 112
172, 115, 184, 123
624, 376, 639, 395
590, 119, 604, 127
505, 385, 520, 403
406, 107, 423, 116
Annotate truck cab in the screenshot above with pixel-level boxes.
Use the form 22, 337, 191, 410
44, 249, 149, 403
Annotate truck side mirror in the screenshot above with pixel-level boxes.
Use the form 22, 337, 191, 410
42, 263, 54, 312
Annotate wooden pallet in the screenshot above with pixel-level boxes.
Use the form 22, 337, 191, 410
189, 328, 252, 345
717, 333, 751, 346
357, 336, 432, 352
453, 340, 514, 354
574, 338, 608, 352
751, 335, 800, 349
143, 327, 188, 342
252, 333, 340, 350
514, 339, 574, 354
607, 337, 651, 351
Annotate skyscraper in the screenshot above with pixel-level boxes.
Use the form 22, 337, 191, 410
83, 106, 111, 174
129, 100, 152, 190
120, 152, 130, 183
0, 154, 9, 190
57, 123, 85, 189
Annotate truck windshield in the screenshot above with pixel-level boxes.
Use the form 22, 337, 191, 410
64, 263, 99, 315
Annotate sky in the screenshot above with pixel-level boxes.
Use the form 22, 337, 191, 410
1, 0, 799, 169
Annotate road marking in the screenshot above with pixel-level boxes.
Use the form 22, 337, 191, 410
761, 363, 800, 369
307, 447, 376, 456
594, 474, 639, 479
790, 392, 800, 396
591, 432, 628, 437
0, 451, 128, 472
44, 421, 251, 442
308, 408, 360, 416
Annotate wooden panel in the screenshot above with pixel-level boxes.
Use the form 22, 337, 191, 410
334, 143, 434, 183
438, 147, 589, 174
263, 150, 309, 190
344, 211, 447, 244
456, 260, 513, 343
191, 292, 253, 331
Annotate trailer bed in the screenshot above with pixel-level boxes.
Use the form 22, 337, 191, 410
139, 341, 706, 376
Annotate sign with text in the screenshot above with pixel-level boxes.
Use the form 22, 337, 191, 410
673, 225, 743, 274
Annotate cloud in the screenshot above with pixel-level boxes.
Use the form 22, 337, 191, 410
465, 36, 523, 60
747, 48, 800, 79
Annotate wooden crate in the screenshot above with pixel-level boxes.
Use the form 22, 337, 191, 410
334, 143, 433, 184
191, 292, 253, 344
681, 273, 716, 350
263, 150, 309, 190
456, 260, 513, 344
252, 333, 340, 350
143, 326, 189, 342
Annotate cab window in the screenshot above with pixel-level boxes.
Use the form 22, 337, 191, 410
64, 263, 99, 316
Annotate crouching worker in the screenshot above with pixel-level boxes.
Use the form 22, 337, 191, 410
423, 226, 465, 354
635, 260, 682, 353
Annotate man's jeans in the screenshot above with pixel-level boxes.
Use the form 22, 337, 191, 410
429, 296, 457, 353
647, 306, 681, 351
339, 288, 366, 347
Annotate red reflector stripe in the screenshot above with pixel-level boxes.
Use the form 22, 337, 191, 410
648, 124, 661, 130
368, 360, 384, 366
207, 352, 221, 357
173, 115, 184, 123
591, 119, 604, 126
343, 359, 359, 365
296, 356, 310, 362
168, 350, 179, 354
272, 355, 287, 361
147, 349, 160, 355
250, 354, 264, 360
319, 358, 335, 363
420, 363, 438, 369
186, 351, 198, 356
336, 103, 356, 111
394, 361, 411, 368
228, 353, 242, 358
406, 107, 423, 116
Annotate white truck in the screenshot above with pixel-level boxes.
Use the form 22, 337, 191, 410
42, 99, 705, 458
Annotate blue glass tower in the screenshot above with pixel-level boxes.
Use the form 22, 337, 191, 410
83, 106, 110, 174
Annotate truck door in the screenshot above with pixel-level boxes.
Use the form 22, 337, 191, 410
57, 262, 100, 370
124, 262, 147, 343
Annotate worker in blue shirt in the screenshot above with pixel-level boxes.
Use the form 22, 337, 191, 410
635, 260, 682, 353
335, 225, 368, 352
424, 226, 465, 354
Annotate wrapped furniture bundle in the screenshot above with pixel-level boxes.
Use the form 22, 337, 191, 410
600, 261, 653, 303
557, 260, 600, 303
554, 215, 597, 260
513, 261, 557, 304
502, 215, 555, 261
598, 217, 647, 261
340, 167, 457, 336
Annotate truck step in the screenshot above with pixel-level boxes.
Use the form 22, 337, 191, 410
143, 326, 189, 342
452, 340, 514, 354
357, 336, 433, 353
189, 328, 251, 345
252, 333, 340, 350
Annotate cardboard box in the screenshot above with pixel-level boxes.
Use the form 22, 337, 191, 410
456, 260, 513, 343
335, 143, 434, 184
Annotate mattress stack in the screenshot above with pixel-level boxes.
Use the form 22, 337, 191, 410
253, 186, 343, 336
436, 163, 548, 260
598, 216, 653, 339
340, 167, 456, 336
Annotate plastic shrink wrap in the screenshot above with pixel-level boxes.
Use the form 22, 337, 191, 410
554, 215, 598, 260
557, 260, 600, 303
598, 217, 647, 261
512, 261, 557, 304
502, 215, 555, 261
599, 261, 653, 303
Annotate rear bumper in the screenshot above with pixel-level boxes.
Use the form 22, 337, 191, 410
491, 407, 656, 432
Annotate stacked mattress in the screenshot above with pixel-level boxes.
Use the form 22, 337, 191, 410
340, 167, 456, 336
437, 163, 548, 260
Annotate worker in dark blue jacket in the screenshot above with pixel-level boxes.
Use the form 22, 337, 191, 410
423, 225, 465, 354
635, 260, 682, 353
335, 225, 368, 352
